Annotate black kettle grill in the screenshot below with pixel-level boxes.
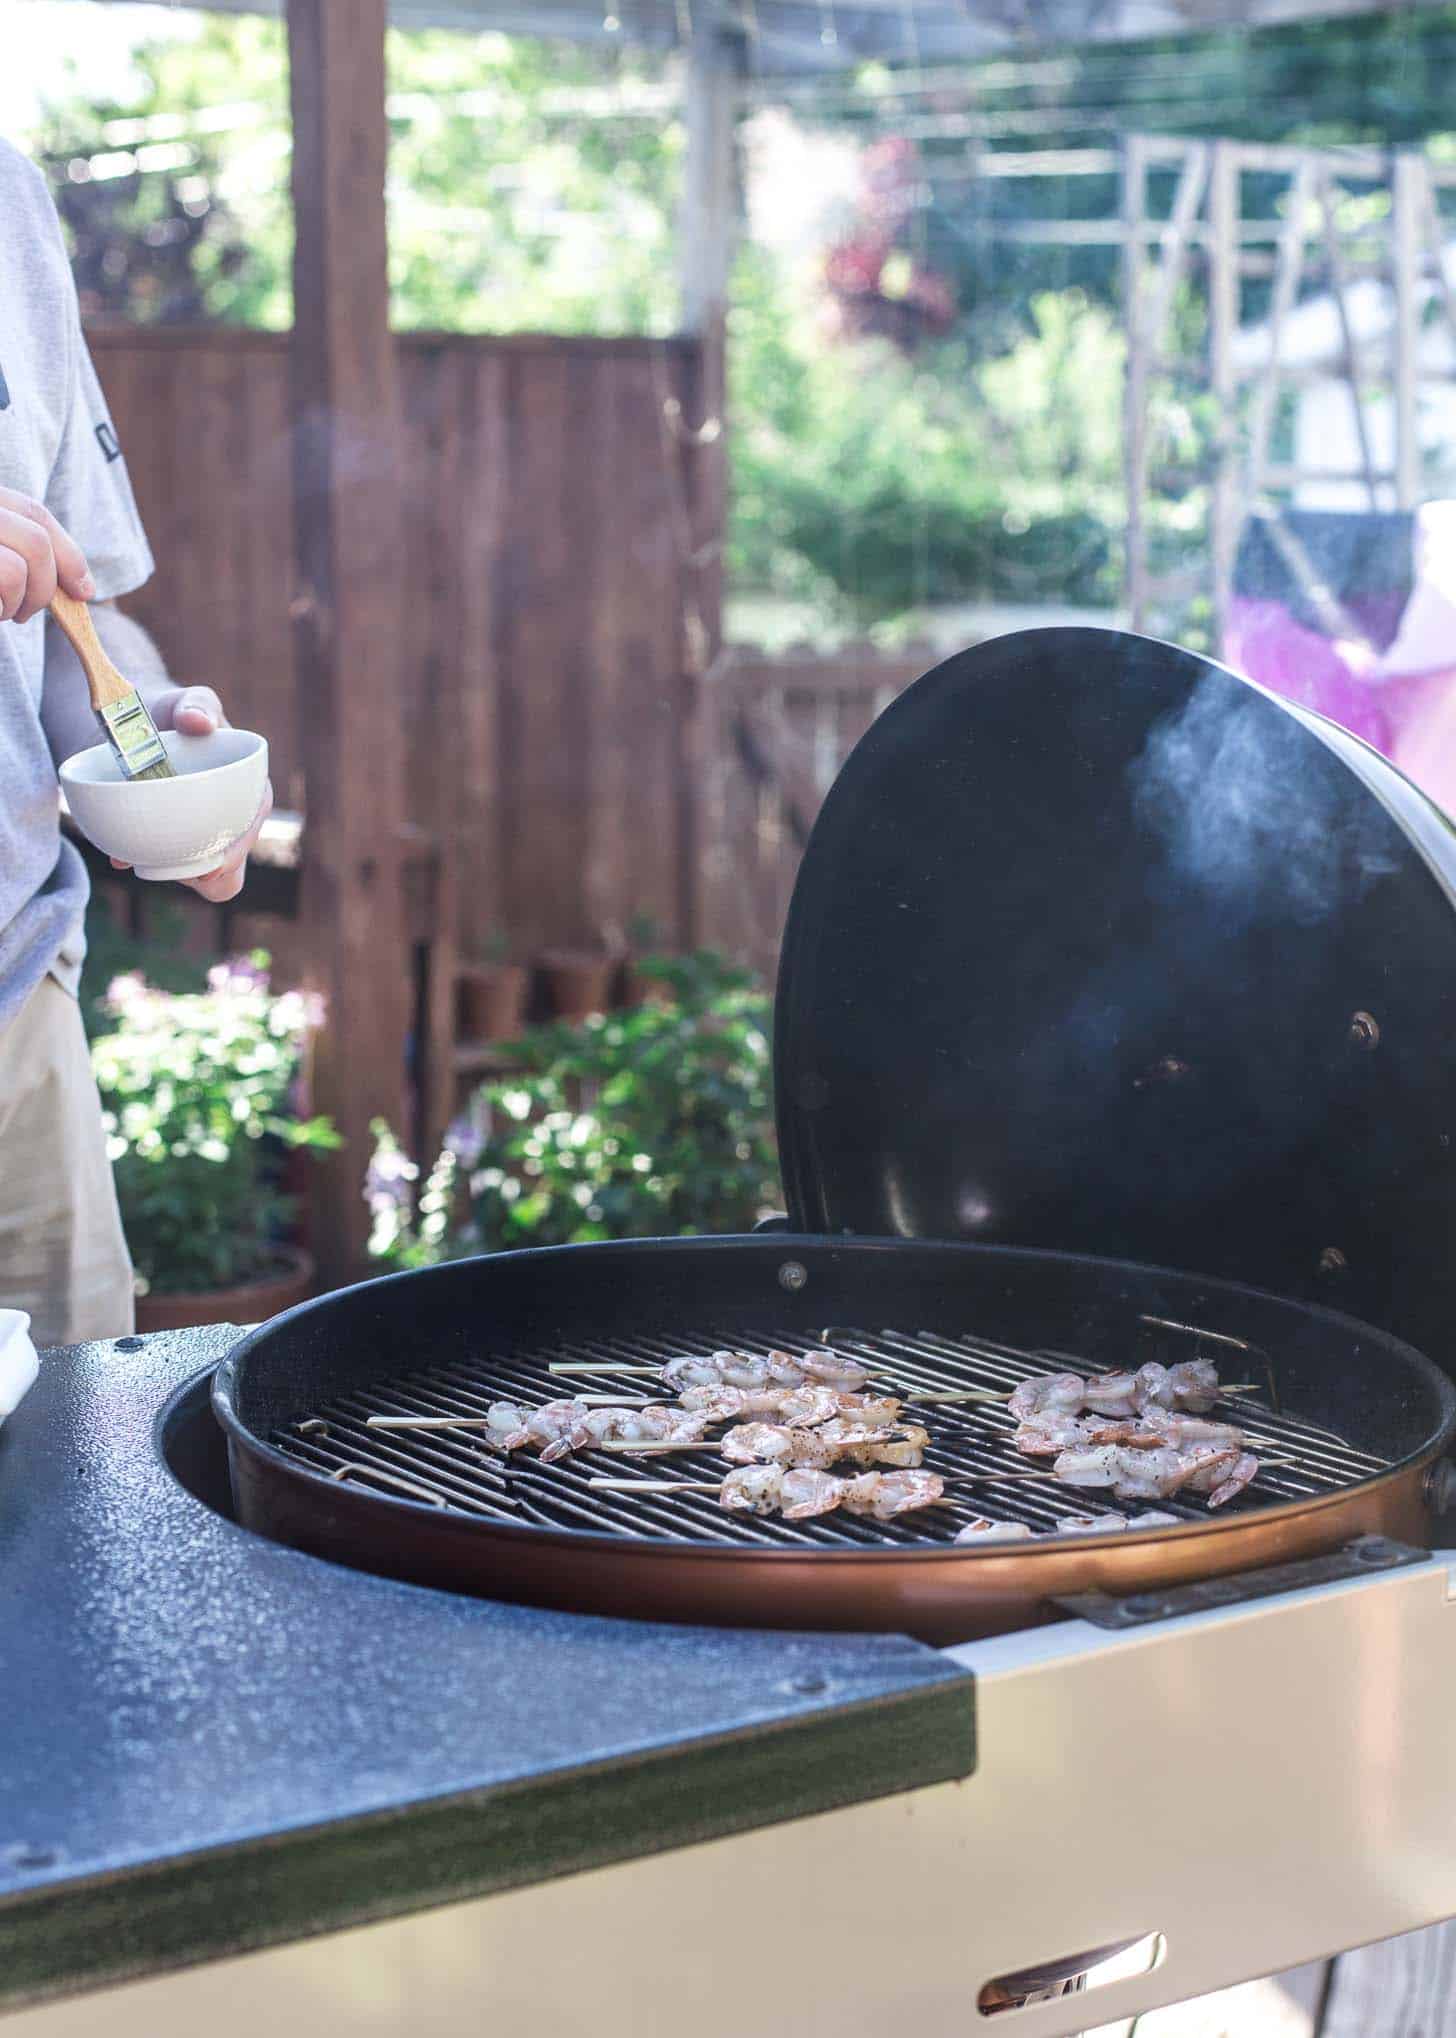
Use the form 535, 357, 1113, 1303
214, 629, 1456, 1641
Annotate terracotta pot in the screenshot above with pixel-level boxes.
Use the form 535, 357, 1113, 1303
539, 950, 614, 1023
620, 958, 671, 1009
134, 1246, 315, 1333
456, 961, 529, 1042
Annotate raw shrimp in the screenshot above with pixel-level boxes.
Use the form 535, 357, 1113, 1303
1205, 1451, 1259, 1508
775, 1384, 850, 1427
1013, 1412, 1100, 1457
1055, 1511, 1129, 1534
780, 1468, 850, 1519
678, 1383, 796, 1423
1175, 1445, 1244, 1498
823, 1393, 904, 1429
793, 1349, 875, 1392
501, 1399, 591, 1460
483, 1401, 527, 1450
720, 1422, 835, 1468
955, 1517, 1034, 1544
1133, 1358, 1222, 1413
815, 1418, 927, 1468
1007, 1372, 1085, 1423
1168, 1358, 1221, 1413
1052, 1443, 1238, 1504
1086, 1410, 1246, 1454
839, 1469, 945, 1520
859, 1422, 930, 1470
1132, 1362, 1178, 1411
720, 1464, 787, 1514
1081, 1371, 1140, 1418
1141, 1410, 1246, 1451
716, 1463, 843, 1519
661, 1348, 872, 1395
580, 1404, 708, 1447
661, 1351, 784, 1393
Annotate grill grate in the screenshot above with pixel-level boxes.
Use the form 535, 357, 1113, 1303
273, 1321, 1393, 1548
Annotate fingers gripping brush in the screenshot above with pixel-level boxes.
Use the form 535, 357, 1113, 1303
49, 591, 175, 781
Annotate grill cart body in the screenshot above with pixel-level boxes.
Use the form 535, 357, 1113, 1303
6, 1333, 1456, 2038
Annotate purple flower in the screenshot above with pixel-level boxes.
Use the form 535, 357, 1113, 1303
445, 1113, 486, 1170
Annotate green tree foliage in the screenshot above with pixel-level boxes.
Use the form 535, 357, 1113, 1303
28, 15, 681, 333
830, 11, 1456, 331
27, 7, 1456, 628
730, 255, 1123, 624
31, 14, 293, 326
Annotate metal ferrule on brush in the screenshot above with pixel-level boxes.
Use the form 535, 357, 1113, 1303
98, 694, 173, 781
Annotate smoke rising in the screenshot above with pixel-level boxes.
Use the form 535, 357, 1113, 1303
1132, 677, 1399, 925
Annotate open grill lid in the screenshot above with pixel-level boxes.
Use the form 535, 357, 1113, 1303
773, 627, 1456, 1376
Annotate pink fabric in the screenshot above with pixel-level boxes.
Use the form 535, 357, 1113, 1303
1226, 513, 1456, 818
1225, 598, 1394, 753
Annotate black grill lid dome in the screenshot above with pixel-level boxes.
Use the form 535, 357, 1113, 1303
773, 627, 1456, 1373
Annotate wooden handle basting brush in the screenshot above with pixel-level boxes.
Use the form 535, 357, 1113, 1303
49, 591, 175, 780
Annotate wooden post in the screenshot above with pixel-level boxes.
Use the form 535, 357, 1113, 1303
287, 0, 410, 1283
1121, 135, 1150, 632
677, 20, 736, 951
1207, 140, 1241, 651
1245, 161, 1313, 504
681, 18, 736, 339
1317, 168, 1380, 510
1392, 153, 1423, 513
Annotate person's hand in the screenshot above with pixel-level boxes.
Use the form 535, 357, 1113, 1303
0, 486, 95, 623
109, 686, 274, 905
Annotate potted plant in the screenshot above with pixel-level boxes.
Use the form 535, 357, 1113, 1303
619, 912, 671, 1009
366, 950, 779, 1269
537, 944, 615, 1023
91, 956, 339, 1330
456, 930, 529, 1042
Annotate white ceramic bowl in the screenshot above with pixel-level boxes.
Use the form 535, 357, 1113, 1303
60, 727, 269, 882
0, 1310, 38, 1426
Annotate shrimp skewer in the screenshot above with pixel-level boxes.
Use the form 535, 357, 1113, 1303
591, 1466, 947, 1521
658, 1418, 932, 1471
1051, 1442, 1244, 1504
550, 1348, 1008, 1404
550, 1348, 879, 1393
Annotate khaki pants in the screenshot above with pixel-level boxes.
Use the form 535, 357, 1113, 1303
0, 976, 134, 1347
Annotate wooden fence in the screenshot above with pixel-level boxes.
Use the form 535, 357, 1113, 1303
84, 323, 937, 1119
89, 324, 707, 965
700, 648, 930, 975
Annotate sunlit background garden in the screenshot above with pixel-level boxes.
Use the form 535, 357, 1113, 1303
12, 0, 1456, 1318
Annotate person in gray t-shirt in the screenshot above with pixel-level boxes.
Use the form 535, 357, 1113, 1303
0, 138, 271, 1344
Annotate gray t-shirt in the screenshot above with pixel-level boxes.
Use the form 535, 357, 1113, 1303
0, 138, 154, 1030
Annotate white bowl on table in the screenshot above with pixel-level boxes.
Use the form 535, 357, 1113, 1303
0, 1311, 38, 1428
59, 727, 268, 882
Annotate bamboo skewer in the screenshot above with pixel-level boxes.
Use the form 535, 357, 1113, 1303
367, 1414, 498, 1430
